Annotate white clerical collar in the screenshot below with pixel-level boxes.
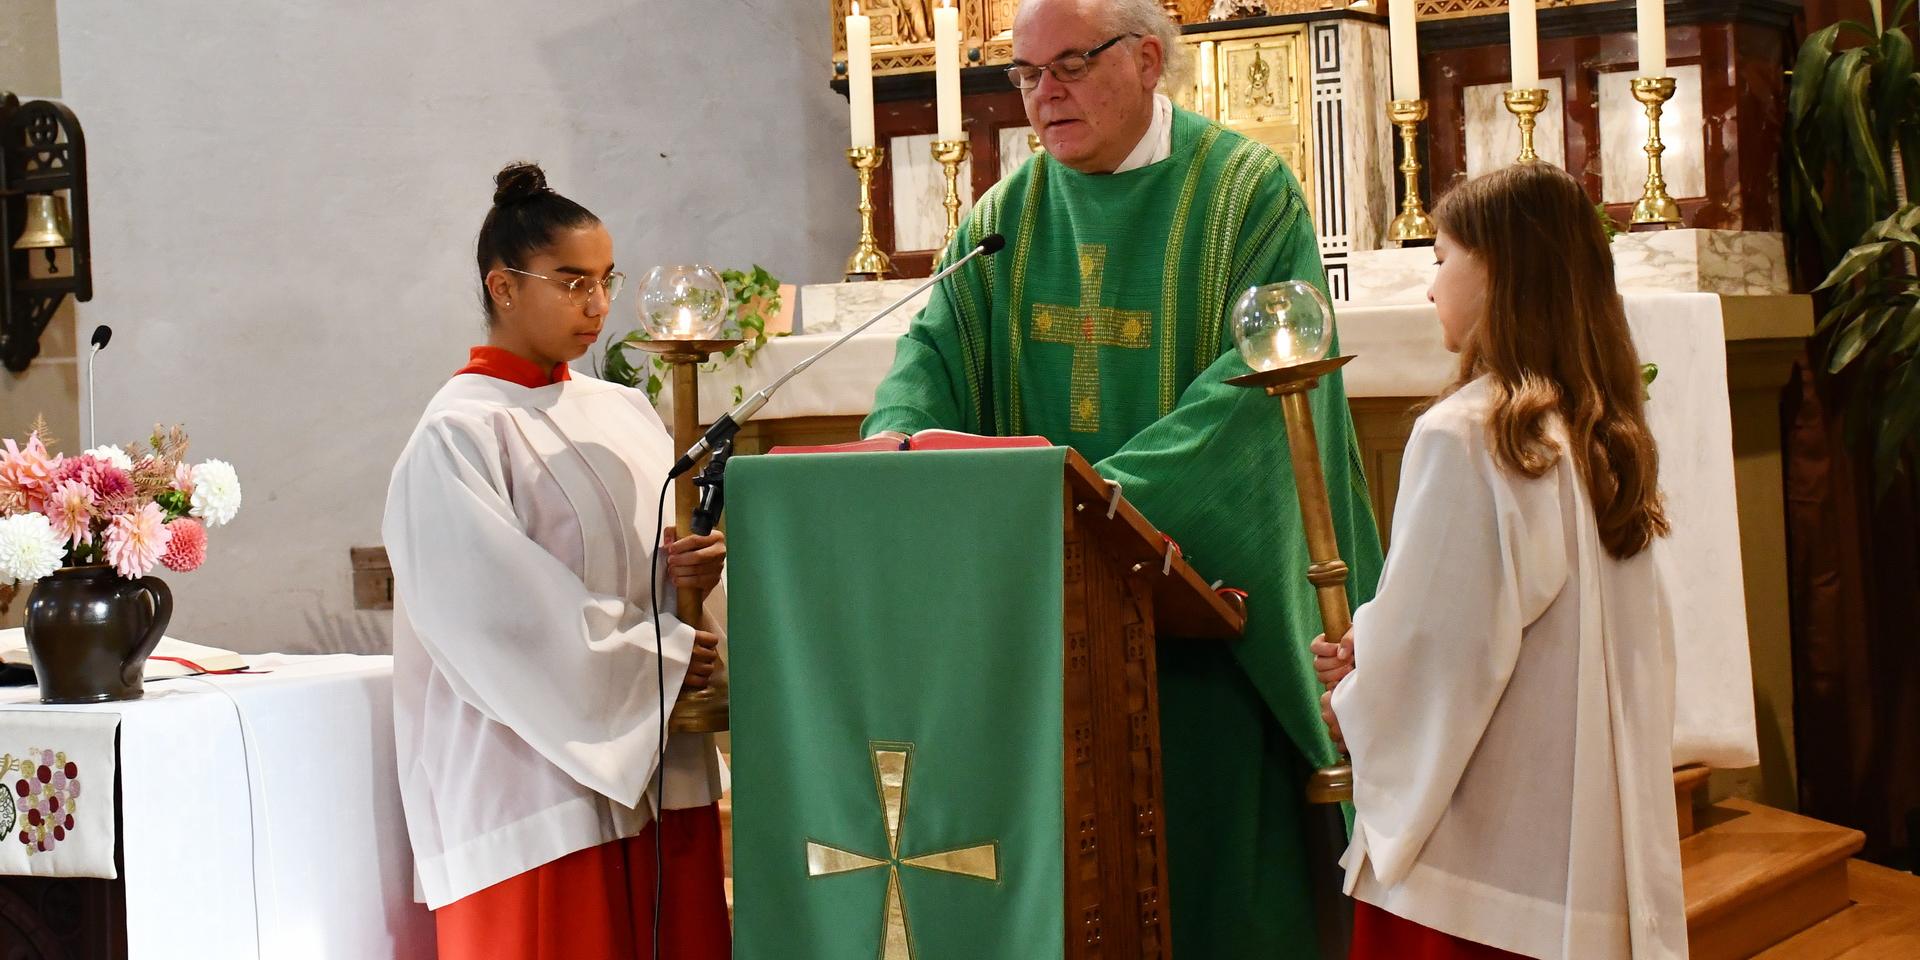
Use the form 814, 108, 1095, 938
1111, 94, 1174, 174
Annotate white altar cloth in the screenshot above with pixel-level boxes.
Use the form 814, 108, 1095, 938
0, 654, 433, 959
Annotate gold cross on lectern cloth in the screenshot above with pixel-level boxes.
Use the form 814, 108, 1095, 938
804, 741, 999, 960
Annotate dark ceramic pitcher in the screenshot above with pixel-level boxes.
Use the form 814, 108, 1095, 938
23, 566, 172, 703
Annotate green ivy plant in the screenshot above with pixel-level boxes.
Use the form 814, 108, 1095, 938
1786, 1, 1920, 493
597, 266, 785, 405
1596, 203, 1626, 242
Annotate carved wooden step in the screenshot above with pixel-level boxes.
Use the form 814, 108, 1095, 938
1684, 800, 1866, 960
1676, 764, 1711, 838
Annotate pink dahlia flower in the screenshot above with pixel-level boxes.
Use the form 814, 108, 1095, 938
159, 518, 207, 573
103, 503, 171, 579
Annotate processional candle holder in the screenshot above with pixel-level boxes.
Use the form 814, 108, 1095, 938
1223, 281, 1356, 805
635, 265, 743, 733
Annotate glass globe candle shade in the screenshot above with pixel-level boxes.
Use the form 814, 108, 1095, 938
1230, 280, 1334, 372
638, 264, 730, 340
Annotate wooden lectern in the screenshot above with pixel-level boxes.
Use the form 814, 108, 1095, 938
1054, 450, 1246, 958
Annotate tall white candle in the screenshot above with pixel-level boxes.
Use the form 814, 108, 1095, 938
1637, 0, 1667, 77
935, 1, 962, 141
1388, 0, 1419, 101
847, 2, 875, 149
1509, 0, 1540, 89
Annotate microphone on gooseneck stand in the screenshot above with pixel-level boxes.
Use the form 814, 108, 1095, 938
665, 232, 1007, 481
689, 440, 732, 537
85, 326, 112, 450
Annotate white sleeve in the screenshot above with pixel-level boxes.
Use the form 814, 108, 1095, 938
1330, 413, 1570, 887
382, 413, 695, 807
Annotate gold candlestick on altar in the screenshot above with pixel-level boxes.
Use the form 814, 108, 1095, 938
636, 337, 744, 734
1387, 99, 1436, 244
931, 138, 969, 251
1228, 354, 1360, 805
1502, 88, 1550, 164
845, 146, 893, 280
1630, 76, 1682, 226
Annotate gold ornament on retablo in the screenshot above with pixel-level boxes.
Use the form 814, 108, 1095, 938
1223, 280, 1355, 804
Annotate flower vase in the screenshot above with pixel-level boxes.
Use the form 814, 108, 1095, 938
22, 566, 172, 703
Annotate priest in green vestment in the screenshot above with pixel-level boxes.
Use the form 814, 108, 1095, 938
862, 0, 1385, 954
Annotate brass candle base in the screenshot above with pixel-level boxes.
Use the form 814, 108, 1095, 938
1387, 99, 1436, 244
931, 138, 969, 252
1630, 76, 1682, 226
1502, 88, 1550, 165
1227, 355, 1360, 805
635, 338, 746, 734
846, 146, 894, 280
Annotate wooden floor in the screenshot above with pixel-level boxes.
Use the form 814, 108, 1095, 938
1755, 861, 1920, 959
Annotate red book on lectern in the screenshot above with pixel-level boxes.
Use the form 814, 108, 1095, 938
768, 429, 1053, 455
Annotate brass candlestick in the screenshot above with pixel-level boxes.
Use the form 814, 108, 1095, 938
1630, 76, 1683, 226
845, 146, 893, 280
1387, 99, 1436, 244
637, 337, 745, 734
1227, 355, 1360, 805
931, 138, 969, 251
1502, 88, 1550, 164
1028, 131, 1043, 155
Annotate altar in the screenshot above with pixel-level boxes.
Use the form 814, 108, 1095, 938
0, 655, 433, 959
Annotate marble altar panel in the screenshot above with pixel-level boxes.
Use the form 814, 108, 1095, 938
889, 132, 975, 252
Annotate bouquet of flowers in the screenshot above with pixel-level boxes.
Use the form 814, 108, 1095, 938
0, 420, 241, 586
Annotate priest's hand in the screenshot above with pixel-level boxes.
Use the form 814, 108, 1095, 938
1320, 691, 1345, 751
1310, 627, 1355, 687
684, 630, 721, 689
869, 430, 910, 446
664, 526, 726, 591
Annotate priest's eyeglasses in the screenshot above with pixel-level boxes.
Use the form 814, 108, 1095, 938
503, 268, 626, 306
1005, 34, 1140, 90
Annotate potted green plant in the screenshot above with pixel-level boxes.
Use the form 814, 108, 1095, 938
1786, 0, 1920, 492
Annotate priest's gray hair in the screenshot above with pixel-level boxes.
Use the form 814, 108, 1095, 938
1105, 0, 1190, 94
1020, 0, 1192, 94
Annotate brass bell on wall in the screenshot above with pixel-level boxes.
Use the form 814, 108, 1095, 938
14, 194, 74, 250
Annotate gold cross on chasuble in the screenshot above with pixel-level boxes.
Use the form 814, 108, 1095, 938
1030, 244, 1154, 433
804, 742, 1000, 960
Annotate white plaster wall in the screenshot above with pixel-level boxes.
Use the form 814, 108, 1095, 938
55, 0, 854, 652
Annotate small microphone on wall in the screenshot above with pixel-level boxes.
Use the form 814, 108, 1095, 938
86, 325, 112, 450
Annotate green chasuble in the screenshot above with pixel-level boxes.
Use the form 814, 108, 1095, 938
864, 108, 1385, 957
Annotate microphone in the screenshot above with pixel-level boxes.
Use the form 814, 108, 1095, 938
666, 232, 1006, 479
85, 325, 111, 450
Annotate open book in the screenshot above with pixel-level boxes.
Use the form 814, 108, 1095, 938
769, 429, 1054, 456
0, 628, 247, 681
